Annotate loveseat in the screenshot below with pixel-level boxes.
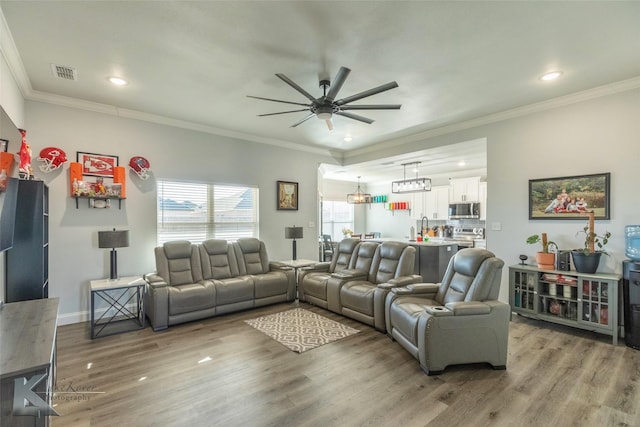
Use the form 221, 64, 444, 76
299, 239, 421, 332
145, 238, 295, 331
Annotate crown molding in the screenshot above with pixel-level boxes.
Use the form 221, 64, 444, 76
0, 9, 32, 95
344, 75, 640, 161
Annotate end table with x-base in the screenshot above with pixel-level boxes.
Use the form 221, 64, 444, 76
90, 276, 146, 339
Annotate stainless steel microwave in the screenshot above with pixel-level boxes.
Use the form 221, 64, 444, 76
449, 202, 480, 219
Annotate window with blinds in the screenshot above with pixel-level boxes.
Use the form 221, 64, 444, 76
157, 180, 259, 245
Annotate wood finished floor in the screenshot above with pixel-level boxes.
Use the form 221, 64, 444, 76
51, 301, 640, 427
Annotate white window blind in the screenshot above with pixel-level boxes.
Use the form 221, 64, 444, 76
157, 180, 259, 245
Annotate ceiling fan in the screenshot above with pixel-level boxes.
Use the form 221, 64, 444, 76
248, 66, 401, 130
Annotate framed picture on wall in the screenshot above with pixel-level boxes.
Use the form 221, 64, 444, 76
529, 172, 610, 220
0, 139, 8, 152
277, 180, 298, 211
77, 151, 119, 178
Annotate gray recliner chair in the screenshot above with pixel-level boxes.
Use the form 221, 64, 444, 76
385, 248, 508, 375
298, 238, 360, 308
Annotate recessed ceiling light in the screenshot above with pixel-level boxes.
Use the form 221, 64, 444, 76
108, 76, 128, 86
344, 135, 353, 142
540, 71, 563, 81
458, 160, 466, 167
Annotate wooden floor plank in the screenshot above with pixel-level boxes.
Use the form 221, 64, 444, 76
50, 302, 640, 426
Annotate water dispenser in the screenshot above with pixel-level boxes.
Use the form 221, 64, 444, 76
625, 225, 640, 261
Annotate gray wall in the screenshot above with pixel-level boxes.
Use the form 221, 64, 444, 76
23, 101, 334, 323
347, 87, 640, 301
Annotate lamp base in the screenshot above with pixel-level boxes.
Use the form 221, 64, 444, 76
292, 239, 297, 261
110, 249, 118, 279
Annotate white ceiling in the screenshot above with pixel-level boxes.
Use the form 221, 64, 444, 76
2, 1, 639, 182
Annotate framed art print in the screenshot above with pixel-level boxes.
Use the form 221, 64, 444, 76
77, 151, 119, 178
529, 172, 610, 220
277, 180, 298, 211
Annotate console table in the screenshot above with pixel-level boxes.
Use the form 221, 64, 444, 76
90, 276, 145, 339
0, 298, 59, 426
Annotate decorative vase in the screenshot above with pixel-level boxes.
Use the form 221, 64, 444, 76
571, 251, 602, 274
535, 252, 556, 270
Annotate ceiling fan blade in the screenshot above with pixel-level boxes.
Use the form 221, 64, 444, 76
275, 73, 317, 102
258, 109, 310, 117
335, 111, 374, 124
290, 113, 315, 128
326, 118, 334, 131
340, 104, 402, 110
325, 66, 351, 102
247, 95, 310, 107
335, 81, 399, 106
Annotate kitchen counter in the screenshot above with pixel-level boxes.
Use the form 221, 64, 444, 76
363, 237, 456, 246
362, 238, 457, 282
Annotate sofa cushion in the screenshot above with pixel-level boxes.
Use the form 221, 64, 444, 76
340, 281, 377, 316
254, 271, 289, 298
200, 239, 240, 279
168, 282, 216, 316
235, 238, 269, 275
302, 273, 331, 300
213, 277, 254, 305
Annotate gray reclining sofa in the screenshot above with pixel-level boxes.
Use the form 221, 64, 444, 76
145, 238, 295, 331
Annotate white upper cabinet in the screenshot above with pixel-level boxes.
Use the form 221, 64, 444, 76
449, 177, 481, 202
424, 186, 450, 220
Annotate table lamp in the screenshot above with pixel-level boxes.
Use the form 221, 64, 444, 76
98, 228, 130, 279
285, 226, 303, 260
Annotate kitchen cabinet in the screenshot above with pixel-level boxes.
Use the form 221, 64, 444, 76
449, 177, 480, 202
410, 186, 449, 220
424, 186, 449, 220
410, 242, 457, 282
479, 181, 487, 220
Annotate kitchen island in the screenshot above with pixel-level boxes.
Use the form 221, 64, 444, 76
363, 238, 457, 282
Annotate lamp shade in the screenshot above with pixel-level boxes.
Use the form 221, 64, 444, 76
285, 226, 303, 239
98, 229, 130, 249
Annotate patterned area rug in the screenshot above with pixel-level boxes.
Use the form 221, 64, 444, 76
244, 308, 360, 353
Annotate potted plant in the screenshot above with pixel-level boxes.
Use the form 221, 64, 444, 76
571, 212, 611, 274
526, 232, 558, 270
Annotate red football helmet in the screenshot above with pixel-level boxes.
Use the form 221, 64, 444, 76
129, 156, 151, 180
37, 146, 68, 172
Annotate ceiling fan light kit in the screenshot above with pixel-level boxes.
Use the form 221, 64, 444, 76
248, 66, 401, 130
347, 176, 372, 204
391, 162, 432, 194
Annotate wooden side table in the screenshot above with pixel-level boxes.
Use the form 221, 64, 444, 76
90, 276, 146, 339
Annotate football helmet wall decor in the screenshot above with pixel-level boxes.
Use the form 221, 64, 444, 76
37, 146, 68, 173
129, 156, 151, 180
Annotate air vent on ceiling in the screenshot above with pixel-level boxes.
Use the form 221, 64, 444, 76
51, 64, 77, 81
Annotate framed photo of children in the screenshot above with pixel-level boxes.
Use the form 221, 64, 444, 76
528, 172, 610, 220
77, 151, 119, 178
277, 180, 298, 211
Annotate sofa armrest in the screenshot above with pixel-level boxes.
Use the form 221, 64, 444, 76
144, 273, 168, 289
444, 301, 492, 316
390, 283, 439, 296
387, 274, 423, 287
269, 261, 293, 271
301, 262, 330, 272
144, 276, 169, 331
424, 306, 454, 316
330, 269, 368, 280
